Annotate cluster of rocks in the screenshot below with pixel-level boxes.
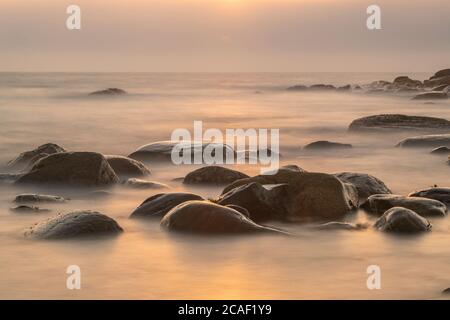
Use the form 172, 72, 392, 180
287, 84, 353, 92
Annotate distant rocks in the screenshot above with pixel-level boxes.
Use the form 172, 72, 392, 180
396, 134, 450, 148
7, 143, 65, 170
24, 210, 123, 239
287, 84, 351, 92
105, 155, 151, 178
335, 172, 391, 201
160, 200, 285, 235
183, 166, 249, 185
412, 92, 448, 100
16, 152, 119, 187
349, 114, 450, 131
14, 194, 67, 204
393, 76, 422, 87
303, 141, 352, 150
130, 192, 203, 219
123, 178, 169, 189
89, 88, 127, 96
432, 84, 450, 92
374, 207, 432, 233
287, 85, 308, 91
430, 146, 450, 155
424, 69, 450, 87
408, 188, 450, 207
361, 194, 447, 217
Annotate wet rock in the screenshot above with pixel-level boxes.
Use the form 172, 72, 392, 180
105, 155, 151, 178
130, 192, 203, 219
10, 205, 51, 213
183, 166, 249, 185
287, 85, 308, 91
123, 178, 169, 189
7, 143, 65, 170
374, 207, 432, 233
424, 76, 450, 88
16, 152, 119, 186
89, 88, 126, 96
311, 222, 368, 231
14, 194, 67, 203
393, 76, 422, 87
412, 92, 448, 100
262, 164, 306, 175
432, 84, 450, 92
309, 84, 336, 91
303, 141, 352, 150
160, 200, 285, 235
335, 172, 392, 201
349, 114, 450, 131
128, 140, 235, 163
337, 85, 351, 91
442, 288, 450, 294
24, 210, 123, 239
408, 188, 450, 207
361, 194, 447, 217
431, 69, 450, 79
396, 134, 450, 148
217, 182, 286, 222
430, 146, 450, 155
224, 205, 250, 218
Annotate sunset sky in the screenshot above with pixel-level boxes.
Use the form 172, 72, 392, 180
0, 0, 449, 72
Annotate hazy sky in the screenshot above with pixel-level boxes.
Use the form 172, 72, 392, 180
0, 0, 449, 72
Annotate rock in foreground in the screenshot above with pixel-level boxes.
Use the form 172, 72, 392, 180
335, 172, 391, 201
105, 155, 151, 178
361, 194, 447, 217
161, 200, 285, 235
16, 152, 119, 187
349, 114, 450, 131
24, 210, 123, 239
7, 143, 65, 170
183, 166, 249, 185
408, 188, 450, 207
130, 192, 204, 219
374, 207, 432, 233
396, 134, 450, 148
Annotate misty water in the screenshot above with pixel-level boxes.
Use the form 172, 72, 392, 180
0, 73, 449, 299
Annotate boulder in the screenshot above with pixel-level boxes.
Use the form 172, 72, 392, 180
335, 172, 392, 201
217, 182, 287, 222
128, 140, 235, 163
224, 205, 250, 218
183, 166, 249, 185
431, 85, 450, 92
24, 210, 123, 239
16, 152, 119, 186
303, 141, 352, 150
130, 192, 203, 219
160, 200, 285, 234
7, 143, 65, 170
412, 92, 448, 100
374, 207, 432, 233
443, 288, 450, 295
123, 178, 169, 189
105, 155, 151, 178
89, 88, 126, 96
430, 146, 450, 155
408, 188, 450, 207
261, 164, 306, 176
309, 84, 336, 91
287, 85, 308, 91
222, 170, 358, 222
337, 85, 351, 91
361, 194, 447, 217
14, 194, 67, 203
424, 75, 450, 87
396, 134, 450, 148
10, 205, 51, 213
393, 76, 422, 87
348, 114, 450, 131
431, 69, 450, 79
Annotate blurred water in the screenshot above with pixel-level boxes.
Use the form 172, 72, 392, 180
0, 72, 449, 299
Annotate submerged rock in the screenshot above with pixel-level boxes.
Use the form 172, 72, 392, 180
183, 166, 249, 185
335, 172, 391, 201
430, 146, 450, 155
160, 200, 285, 235
10, 205, 51, 213
16, 152, 119, 186
7, 143, 65, 170
396, 134, 450, 148
14, 194, 67, 203
89, 88, 127, 96
105, 155, 151, 178
374, 207, 432, 233
412, 92, 448, 100
123, 178, 169, 189
361, 194, 447, 217
24, 210, 123, 239
128, 141, 235, 163
311, 222, 368, 231
287, 85, 308, 91
303, 141, 352, 150
130, 192, 203, 219
408, 188, 450, 207
348, 114, 450, 131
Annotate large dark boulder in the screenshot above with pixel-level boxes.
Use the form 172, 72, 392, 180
7, 143, 65, 170
105, 155, 151, 178
335, 172, 391, 201
183, 166, 249, 185
393, 76, 422, 87
130, 192, 203, 219
303, 141, 352, 150
396, 134, 450, 148
361, 194, 447, 217
431, 69, 450, 79
24, 210, 123, 239
160, 200, 285, 234
408, 188, 450, 207
349, 114, 450, 131
16, 152, 119, 186
374, 207, 432, 233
